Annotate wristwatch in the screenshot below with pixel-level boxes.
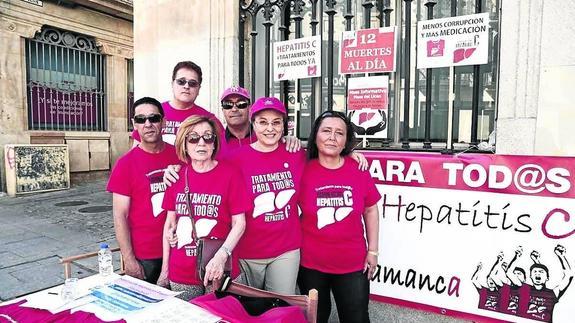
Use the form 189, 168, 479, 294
220, 246, 232, 257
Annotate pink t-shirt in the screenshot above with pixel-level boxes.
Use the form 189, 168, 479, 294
0, 300, 125, 323
232, 143, 306, 259
132, 101, 227, 153
107, 144, 180, 260
162, 161, 251, 285
298, 157, 381, 274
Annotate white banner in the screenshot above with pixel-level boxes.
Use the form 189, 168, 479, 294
417, 13, 490, 68
366, 152, 575, 323
273, 36, 321, 81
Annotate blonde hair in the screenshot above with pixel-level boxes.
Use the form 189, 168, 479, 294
174, 115, 221, 163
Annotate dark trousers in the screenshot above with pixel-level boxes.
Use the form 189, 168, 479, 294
138, 258, 162, 284
298, 266, 370, 323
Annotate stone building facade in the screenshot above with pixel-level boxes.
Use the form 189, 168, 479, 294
0, 0, 133, 191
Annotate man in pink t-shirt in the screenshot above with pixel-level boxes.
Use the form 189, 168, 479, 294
108, 97, 180, 284
219, 86, 257, 150
131, 61, 227, 154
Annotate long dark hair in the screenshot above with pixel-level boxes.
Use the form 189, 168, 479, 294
307, 110, 355, 160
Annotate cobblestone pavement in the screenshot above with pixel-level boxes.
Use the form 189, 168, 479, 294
0, 179, 466, 323
0, 179, 117, 301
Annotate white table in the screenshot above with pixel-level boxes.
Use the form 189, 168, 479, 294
1, 274, 221, 323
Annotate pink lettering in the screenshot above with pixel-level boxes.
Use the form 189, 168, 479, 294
541, 208, 575, 239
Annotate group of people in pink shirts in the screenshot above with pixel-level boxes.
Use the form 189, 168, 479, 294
107, 61, 381, 323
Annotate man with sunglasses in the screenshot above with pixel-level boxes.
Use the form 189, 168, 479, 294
220, 86, 257, 149
131, 61, 226, 150
108, 97, 181, 285
220, 86, 302, 152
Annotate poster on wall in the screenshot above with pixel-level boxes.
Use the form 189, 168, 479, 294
29, 82, 99, 129
273, 35, 321, 82
417, 13, 490, 68
4, 144, 70, 196
347, 75, 388, 138
366, 151, 575, 323
339, 26, 396, 74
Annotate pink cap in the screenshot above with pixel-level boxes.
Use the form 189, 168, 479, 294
250, 97, 286, 119
220, 86, 250, 101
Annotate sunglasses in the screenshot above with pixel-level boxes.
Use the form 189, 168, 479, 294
319, 110, 348, 121
221, 101, 250, 110
174, 78, 200, 88
186, 133, 216, 144
133, 114, 162, 124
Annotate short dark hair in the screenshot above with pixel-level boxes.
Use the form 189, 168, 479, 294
530, 263, 549, 275
513, 267, 526, 277
172, 61, 203, 84
133, 97, 164, 117
307, 110, 355, 160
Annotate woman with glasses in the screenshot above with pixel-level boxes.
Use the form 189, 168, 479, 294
131, 61, 226, 150
297, 111, 381, 323
232, 97, 307, 295
158, 115, 249, 300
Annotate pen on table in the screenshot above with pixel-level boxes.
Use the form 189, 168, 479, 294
48, 292, 58, 295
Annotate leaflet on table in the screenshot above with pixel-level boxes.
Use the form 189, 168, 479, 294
125, 297, 221, 323
19, 273, 102, 313
72, 275, 180, 320
20, 274, 180, 319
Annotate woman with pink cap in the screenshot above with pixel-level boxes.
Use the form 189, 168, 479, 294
232, 97, 306, 294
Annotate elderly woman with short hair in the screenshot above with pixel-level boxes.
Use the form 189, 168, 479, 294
158, 115, 249, 301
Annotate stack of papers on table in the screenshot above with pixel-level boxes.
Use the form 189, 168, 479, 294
19, 274, 220, 322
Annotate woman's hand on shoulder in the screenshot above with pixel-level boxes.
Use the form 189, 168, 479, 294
282, 135, 302, 153
350, 151, 368, 171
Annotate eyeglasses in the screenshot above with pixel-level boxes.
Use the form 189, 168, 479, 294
174, 78, 200, 88
255, 120, 283, 129
133, 114, 162, 124
186, 133, 216, 144
221, 101, 250, 110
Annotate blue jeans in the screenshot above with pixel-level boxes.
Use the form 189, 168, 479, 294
298, 266, 370, 323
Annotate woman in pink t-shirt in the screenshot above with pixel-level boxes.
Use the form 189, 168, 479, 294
158, 116, 249, 301
232, 97, 307, 295
297, 110, 381, 323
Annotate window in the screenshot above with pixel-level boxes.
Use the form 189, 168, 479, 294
25, 26, 106, 131
127, 59, 134, 131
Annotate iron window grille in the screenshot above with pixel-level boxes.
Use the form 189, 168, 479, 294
25, 26, 107, 132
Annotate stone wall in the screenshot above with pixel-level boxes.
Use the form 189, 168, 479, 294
497, 0, 575, 156
133, 0, 239, 122
0, 0, 133, 191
